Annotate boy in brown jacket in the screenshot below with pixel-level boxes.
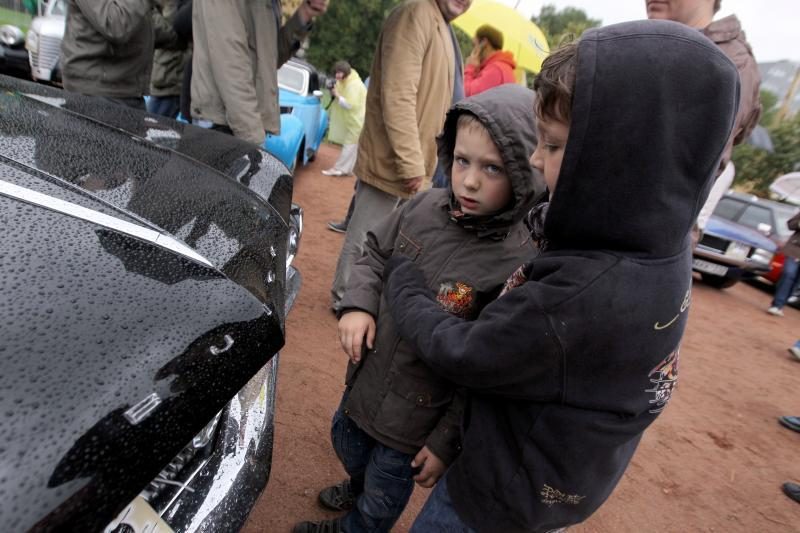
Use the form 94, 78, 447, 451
294, 84, 542, 533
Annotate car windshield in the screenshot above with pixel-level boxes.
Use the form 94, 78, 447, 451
278, 64, 306, 95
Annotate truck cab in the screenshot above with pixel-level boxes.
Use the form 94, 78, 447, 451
26, 0, 66, 83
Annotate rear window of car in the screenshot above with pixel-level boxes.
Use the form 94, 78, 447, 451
713, 197, 744, 221
278, 64, 306, 95
738, 205, 773, 230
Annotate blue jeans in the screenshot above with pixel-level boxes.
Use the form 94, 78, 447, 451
772, 257, 800, 308
411, 472, 475, 533
146, 95, 180, 118
331, 392, 416, 533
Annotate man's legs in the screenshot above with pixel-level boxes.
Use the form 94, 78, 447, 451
771, 257, 800, 310
330, 180, 401, 311
410, 472, 475, 533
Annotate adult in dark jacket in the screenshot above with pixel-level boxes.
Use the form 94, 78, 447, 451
61, 0, 175, 109
383, 20, 739, 532
148, 0, 188, 118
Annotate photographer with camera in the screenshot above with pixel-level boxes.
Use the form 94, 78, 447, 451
323, 61, 367, 178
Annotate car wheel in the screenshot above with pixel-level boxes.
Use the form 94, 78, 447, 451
295, 138, 305, 169
700, 273, 739, 289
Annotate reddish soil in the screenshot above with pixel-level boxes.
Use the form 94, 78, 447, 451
243, 144, 800, 532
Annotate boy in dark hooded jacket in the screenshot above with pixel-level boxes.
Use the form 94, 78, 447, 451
294, 84, 541, 533
382, 20, 740, 533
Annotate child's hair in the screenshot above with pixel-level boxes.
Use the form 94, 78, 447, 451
456, 112, 488, 136
714, 0, 721, 13
533, 42, 579, 123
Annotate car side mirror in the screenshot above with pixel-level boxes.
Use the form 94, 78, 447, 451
757, 222, 772, 236
312, 90, 323, 98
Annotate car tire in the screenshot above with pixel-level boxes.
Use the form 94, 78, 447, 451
701, 273, 739, 289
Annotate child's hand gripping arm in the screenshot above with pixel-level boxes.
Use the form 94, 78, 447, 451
338, 311, 376, 364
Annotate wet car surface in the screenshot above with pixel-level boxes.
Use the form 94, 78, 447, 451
0, 74, 302, 531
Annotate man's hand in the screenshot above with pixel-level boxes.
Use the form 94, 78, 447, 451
412, 446, 446, 488
296, 0, 328, 24
338, 311, 376, 364
466, 44, 482, 68
402, 176, 424, 194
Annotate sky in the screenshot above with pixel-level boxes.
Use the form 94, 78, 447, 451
494, 0, 798, 63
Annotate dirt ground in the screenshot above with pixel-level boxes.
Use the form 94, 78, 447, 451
242, 144, 800, 532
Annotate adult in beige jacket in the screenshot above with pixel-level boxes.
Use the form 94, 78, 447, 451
646, 0, 761, 239
191, 0, 327, 145
330, 0, 472, 311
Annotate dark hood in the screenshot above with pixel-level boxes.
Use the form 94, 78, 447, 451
544, 20, 740, 257
436, 84, 545, 237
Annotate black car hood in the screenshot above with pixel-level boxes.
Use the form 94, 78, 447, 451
0, 76, 293, 531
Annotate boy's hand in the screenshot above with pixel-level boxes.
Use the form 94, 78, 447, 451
411, 446, 446, 488
338, 311, 376, 364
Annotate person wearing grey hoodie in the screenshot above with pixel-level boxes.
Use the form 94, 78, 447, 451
295, 84, 542, 533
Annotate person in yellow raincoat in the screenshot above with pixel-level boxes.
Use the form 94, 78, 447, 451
323, 61, 367, 176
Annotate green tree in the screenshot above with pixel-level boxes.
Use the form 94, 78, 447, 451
733, 108, 800, 195
532, 4, 601, 48
305, 0, 401, 78
759, 89, 779, 127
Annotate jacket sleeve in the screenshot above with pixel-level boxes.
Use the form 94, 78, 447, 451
277, 10, 311, 67
463, 63, 504, 97
378, 5, 430, 180
384, 257, 563, 400
152, 1, 179, 49
340, 203, 408, 316
424, 388, 464, 466
74, 0, 151, 45
196, 0, 264, 145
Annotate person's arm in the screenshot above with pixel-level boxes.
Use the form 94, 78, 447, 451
151, 1, 179, 49
340, 201, 408, 317
423, 388, 464, 468
464, 63, 504, 97
379, 5, 430, 181
74, 0, 152, 45
196, 0, 264, 144
787, 212, 800, 232
276, 0, 327, 66
172, 0, 192, 42
383, 256, 563, 399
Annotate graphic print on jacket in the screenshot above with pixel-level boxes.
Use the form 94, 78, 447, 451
382, 20, 740, 533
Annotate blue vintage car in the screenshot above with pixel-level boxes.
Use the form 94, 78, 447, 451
693, 193, 777, 288
264, 58, 329, 171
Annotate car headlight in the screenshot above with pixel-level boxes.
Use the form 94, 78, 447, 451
751, 248, 774, 265
25, 29, 38, 53
0, 25, 24, 47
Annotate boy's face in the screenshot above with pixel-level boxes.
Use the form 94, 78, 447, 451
451, 123, 512, 216
530, 115, 570, 198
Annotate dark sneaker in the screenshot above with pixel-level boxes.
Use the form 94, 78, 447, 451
293, 518, 343, 533
327, 220, 348, 233
778, 416, 800, 433
782, 482, 800, 504
318, 479, 355, 511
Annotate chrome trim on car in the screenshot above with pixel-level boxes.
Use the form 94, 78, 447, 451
124, 393, 163, 425
0, 180, 214, 268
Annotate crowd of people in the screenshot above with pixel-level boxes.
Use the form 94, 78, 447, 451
56, 0, 796, 530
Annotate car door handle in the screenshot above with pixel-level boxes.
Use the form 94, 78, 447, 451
210, 334, 234, 355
